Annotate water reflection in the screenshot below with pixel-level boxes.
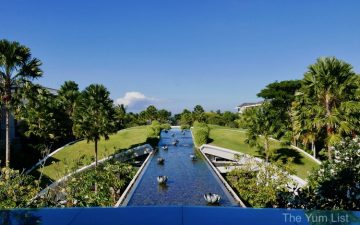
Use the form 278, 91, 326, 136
0, 210, 41, 225
126, 128, 237, 206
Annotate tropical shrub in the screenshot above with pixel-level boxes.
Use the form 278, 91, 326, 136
160, 123, 171, 131
180, 124, 190, 130
32, 161, 135, 207
147, 121, 172, 138
147, 121, 162, 137
0, 168, 39, 209
192, 122, 210, 146
288, 137, 360, 210
226, 161, 293, 208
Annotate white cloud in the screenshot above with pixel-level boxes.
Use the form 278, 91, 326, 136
115, 91, 158, 111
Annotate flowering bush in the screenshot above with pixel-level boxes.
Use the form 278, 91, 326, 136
0, 168, 39, 209
32, 161, 135, 207
291, 137, 360, 210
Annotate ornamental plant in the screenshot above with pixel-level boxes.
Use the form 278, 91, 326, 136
0, 167, 39, 209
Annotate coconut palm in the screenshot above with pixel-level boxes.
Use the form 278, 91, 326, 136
0, 40, 42, 167
72, 84, 116, 167
299, 57, 359, 160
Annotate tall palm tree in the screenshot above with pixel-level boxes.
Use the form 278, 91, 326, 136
291, 93, 321, 158
0, 40, 42, 167
299, 57, 359, 160
72, 84, 116, 168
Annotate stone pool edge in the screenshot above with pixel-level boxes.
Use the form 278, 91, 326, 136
115, 150, 155, 207
190, 128, 246, 208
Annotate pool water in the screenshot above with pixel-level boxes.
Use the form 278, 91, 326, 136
125, 128, 238, 206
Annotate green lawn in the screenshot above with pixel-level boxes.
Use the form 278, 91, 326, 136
208, 126, 320, 179
34, 126, 149, 182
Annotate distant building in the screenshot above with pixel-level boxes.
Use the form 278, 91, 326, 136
236, 101, 263, 114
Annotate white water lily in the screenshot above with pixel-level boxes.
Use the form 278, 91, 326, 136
157, 176, 168, 184
203, 193, 221, 204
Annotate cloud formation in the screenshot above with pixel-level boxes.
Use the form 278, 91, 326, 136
115, 91, 158, 111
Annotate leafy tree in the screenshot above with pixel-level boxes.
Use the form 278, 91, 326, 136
114, 104, 127, 130
57, 80, 80, 117
222, 111, 238, 128
257, 80, 301, 107
0, 40, 43, 167
180, 111, 193, 127
16, 84, 68, 147
56, 81, 80, 140
297, 57, 359, 160
72, 84, 116, 167
205, 112, 224, 126
239, 103, 282, 162
157, 109, 171, 123
143, 105, 158, 123
257, 80, 301, 142
192, 105, 206, 122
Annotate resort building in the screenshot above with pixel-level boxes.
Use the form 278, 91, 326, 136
236, 101, 263, 113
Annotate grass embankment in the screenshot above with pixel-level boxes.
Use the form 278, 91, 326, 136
207, 125, 319, 179
34, 126, 149, 182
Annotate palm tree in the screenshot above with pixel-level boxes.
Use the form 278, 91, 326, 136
57, 80, 80, 117
299, 57, 359, 160
240, 103, 280, 162
114, 104, 127, 130
291, 93, 320, 158
0, 40, 42, 167
57, 81, 80, 140
72, 84, 116, 168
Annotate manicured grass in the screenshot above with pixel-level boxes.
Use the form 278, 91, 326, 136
208, 126, 320, 179
35, 126, 149, 182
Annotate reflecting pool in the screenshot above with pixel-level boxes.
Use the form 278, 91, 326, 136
125, 128, 238, 206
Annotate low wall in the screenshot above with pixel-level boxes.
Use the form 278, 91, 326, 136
115, 150, 154, 207
200, 144, 307, 188
190, 130, 246, 207
26, 139, 83, 174
37, 144, 153, 197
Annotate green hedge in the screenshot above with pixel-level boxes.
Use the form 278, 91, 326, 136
147, 121, 171, 137
180, 124, 190, 130
192, 122, 210, 147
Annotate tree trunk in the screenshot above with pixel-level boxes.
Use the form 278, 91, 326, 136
5, 106, 10, 168
95, 139, 98, 168
264, 137, 269, 163
311, 140, 316, 158
4, 77, 11, 168
325, 93, 333, 161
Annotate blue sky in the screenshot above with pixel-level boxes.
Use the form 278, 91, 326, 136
1, 0, 360, 113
